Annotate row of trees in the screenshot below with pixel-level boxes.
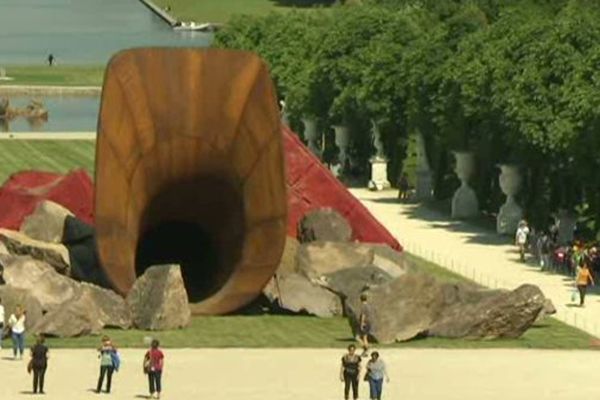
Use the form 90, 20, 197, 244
214, 0, 600, 238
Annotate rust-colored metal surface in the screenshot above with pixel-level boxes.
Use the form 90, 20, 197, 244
95, 48, 287, 315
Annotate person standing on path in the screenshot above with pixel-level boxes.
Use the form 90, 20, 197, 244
397, 173, 410, 201
0, 297, 5, 350
358, 293, 373, 357
29, 335, 49, 394
340, 345, 361, 400
96, 335, 117, 393
515, 220, 530, 262
366, 351, 389, 400
144, 339, 165, 399
575, 261, 595, 307
47, 54, 54, 66
8, 305, 26, 359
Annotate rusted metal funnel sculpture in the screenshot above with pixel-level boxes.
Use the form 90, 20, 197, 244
95, 48, 287, 315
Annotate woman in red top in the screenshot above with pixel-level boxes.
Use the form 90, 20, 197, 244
144, 340, 164, 399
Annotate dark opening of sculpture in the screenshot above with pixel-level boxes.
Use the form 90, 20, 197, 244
95, 48, 287, 315
134, 174, 245, 303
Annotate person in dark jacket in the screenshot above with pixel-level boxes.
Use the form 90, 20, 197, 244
30, 335, 49, 394
340, 344, 361, 400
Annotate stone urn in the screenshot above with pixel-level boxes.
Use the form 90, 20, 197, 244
368, 120, 390, 191
415, 132, 433, 201
496, 164, 523, 234
302, 117, 320, 157
451, 151, 479, 219
333, 125, 350, 173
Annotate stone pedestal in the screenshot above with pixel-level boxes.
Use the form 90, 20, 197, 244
451, 151, 479, 219
368, 157, 391, 191
302, 117, 321, 158
496, 164, 523, 234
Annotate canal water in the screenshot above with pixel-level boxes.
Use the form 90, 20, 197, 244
0, 0, 212, 64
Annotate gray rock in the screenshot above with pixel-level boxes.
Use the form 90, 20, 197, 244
429, 284, 546, 339
0, 285, 44, 329
126, 264, 191, 330
297, 209, 352, 243
20, 200, 73, 243
263, 272, 342, 317
534, 298, 557, 323
80, 283, 131, 329
296, 241, 407, 280
345, 273, 546, 343
32, 292, 103, 337
277, 237, 300, 276
0, 229, 70, 274
319, 266, 393, 300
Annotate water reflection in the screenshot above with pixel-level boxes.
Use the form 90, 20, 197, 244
0, 0, 212, 64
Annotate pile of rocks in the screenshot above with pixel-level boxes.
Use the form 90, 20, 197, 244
263, 208, 555, 342
0, 201, 191, 337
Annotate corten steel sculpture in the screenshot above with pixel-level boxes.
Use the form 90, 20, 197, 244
95, 48, 287, 315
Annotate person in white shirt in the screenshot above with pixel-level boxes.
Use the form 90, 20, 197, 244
8, 305, 26, 359
0, 297, 5, 350
515, 220, 530, 262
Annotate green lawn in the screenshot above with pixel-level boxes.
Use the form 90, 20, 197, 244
0, 65, 104, 86
153, 0, 331, 23
0, 141, 594, 349
0, 140, 95, 183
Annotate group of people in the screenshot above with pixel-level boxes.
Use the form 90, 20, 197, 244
0, 299, 166, 397
339, 294, 390, 400
515, 220, 597, 306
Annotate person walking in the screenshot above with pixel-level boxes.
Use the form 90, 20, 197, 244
144, 339, 165, 399
0, 297, 5, 350
515, 220, 530, 262
47, 54, 54, 66
365, 351, 389, 400
539, 232, 553, 271
397, 173, 410, 201
96, 336, 117, 393
358, 293, 374, 357
8, 305, 26, 359
29, 335, 49, 394
340, 344, 361, 400
575, 261, 595, 307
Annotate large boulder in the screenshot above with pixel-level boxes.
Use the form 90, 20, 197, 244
31, 293, 103, 337
20, 200, 73, 243
126, 264, 191, 330
297, 209, 352, 243
0, 285, 44, 329
276, 237, 300, 276
263, 272, 342, 317
0, 229, 70, 274
319, 266, 393, 301
345, 273, 546, 343
296, 241, 406, 280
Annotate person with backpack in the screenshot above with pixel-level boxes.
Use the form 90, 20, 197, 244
358, 293, 374, 357
340, 344, 361, 400
143, 339, 165, 399
96, 335, 118, 393
29, 335, 49, 394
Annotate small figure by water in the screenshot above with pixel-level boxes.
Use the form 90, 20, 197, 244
29, 335, 49, 395
47, 54, 55, 66
515, 220, 530, 262
143, 339, 165, 399
8, 305, 26, 360
340, 344, 361, 400
96, 335, 118, 393
575, 261, 595, 307
358, 293, 373, 357
365, 351, 389, 400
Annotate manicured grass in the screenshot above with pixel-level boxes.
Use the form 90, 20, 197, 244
0, 141, 593, 349
153, 0, 330, 23
0, 140, 95, 183
0, 66, 104, 86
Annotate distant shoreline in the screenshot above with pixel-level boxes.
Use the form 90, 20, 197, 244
0, 85, 101, 96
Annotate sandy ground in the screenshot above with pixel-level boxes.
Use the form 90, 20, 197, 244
0, 348, 597, 399
0, 132, 95, 140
